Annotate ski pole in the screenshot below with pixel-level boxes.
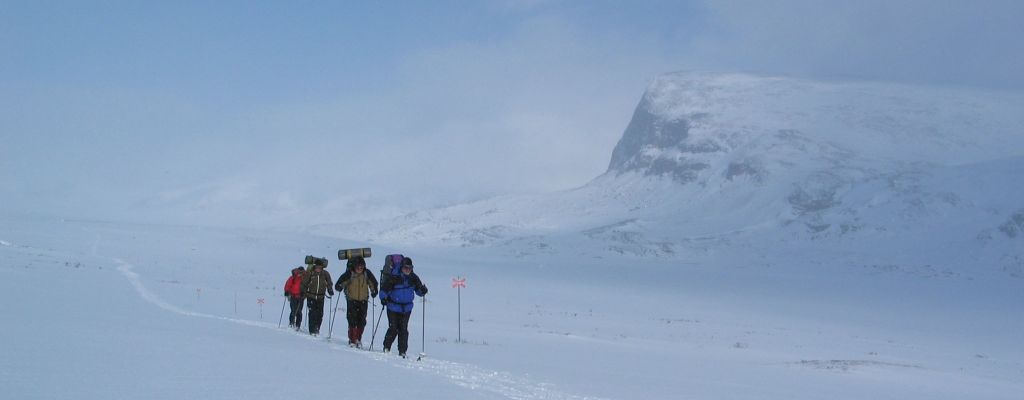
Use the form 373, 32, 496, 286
303, 298, 309, 332
369, 303, 386, 351
327, 296, 338, 339
417, 296, 426, 361
327, 296, 334, 337
368, 298, 379, 349
278, 297, 287, 328
370, 298, 382, 339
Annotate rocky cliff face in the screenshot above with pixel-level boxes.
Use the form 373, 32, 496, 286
606, 71, 1024, 184
607, 95, 721, 183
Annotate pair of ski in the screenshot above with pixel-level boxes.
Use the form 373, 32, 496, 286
383, 349, 427, 361
288, 326, 427, 361
330, 336, 428, 361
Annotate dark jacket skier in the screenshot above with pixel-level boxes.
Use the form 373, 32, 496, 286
379, 256, 427, 357
301, 262, 334, 336
334, 256, 379, 347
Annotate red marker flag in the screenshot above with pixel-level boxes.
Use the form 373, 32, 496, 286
452, 277, 467, 289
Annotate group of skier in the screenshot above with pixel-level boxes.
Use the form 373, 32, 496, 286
283, 254, 428, 358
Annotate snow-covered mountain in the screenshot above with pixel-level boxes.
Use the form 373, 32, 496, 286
312, 72, 1024, 277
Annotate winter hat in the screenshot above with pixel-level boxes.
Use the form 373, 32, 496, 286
401, 257, 413, 269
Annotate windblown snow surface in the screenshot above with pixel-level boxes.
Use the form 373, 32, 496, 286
3, 72, 1023, 399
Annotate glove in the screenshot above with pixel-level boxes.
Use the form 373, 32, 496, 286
380, 297, 388, 306
371, 291, 379, 298
420, 285, 429, 295
284, 292, 288, 297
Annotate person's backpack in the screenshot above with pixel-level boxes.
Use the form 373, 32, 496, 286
380, 254, 404, 289
307, 270, 329, 295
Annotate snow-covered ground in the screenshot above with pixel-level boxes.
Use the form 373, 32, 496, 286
4, 72, 1022, 399
2, 217, 1021, 399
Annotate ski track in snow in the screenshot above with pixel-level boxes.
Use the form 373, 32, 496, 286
115, 259, 607, 400
115, 259, 268, 328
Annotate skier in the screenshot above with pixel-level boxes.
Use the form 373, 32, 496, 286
284, 267, 305, 330
334, 256, 379, 347
301, 261, 334, 336
379, 257, 428, 358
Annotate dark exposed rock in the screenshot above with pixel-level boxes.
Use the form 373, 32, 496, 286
999, 210, 1024, 238
607, 96, 724, 183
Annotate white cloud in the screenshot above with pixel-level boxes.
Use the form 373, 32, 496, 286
689, 0, 1024, 89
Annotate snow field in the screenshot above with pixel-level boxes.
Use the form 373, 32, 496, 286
3, 218, 1021, 399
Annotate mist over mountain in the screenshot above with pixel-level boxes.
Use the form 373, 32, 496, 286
313, 72, 1024, 278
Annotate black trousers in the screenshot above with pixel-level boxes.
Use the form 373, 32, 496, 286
346, 299, 368, 329
383, 310, 412, 354
307, 296, 326, 334
288, 296, 304, 327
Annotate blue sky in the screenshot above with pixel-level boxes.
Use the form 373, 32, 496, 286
3, 0, 1022, 225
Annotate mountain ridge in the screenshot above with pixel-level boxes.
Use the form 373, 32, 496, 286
308, 72, 1023, 278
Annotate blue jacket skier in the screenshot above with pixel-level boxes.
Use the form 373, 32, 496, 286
379, 256, 428, 357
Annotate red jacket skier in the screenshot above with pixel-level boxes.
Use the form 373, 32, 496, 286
284, 267, 305, 330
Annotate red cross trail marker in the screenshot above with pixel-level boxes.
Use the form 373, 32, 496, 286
452, 277, 467, 288
257, 298, 265, 319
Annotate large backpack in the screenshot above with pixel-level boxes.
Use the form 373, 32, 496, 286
305, 269, 330, 296
379, 254, 404, 289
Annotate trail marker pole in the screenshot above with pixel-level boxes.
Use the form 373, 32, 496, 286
452, 277, 466, 343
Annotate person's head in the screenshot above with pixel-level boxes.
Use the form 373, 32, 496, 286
350, 256, 366, 272
292, 267, 303, 275
401, 257, 413, 275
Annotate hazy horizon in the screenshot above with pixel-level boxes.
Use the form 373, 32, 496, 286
4, 1, 1023, 226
